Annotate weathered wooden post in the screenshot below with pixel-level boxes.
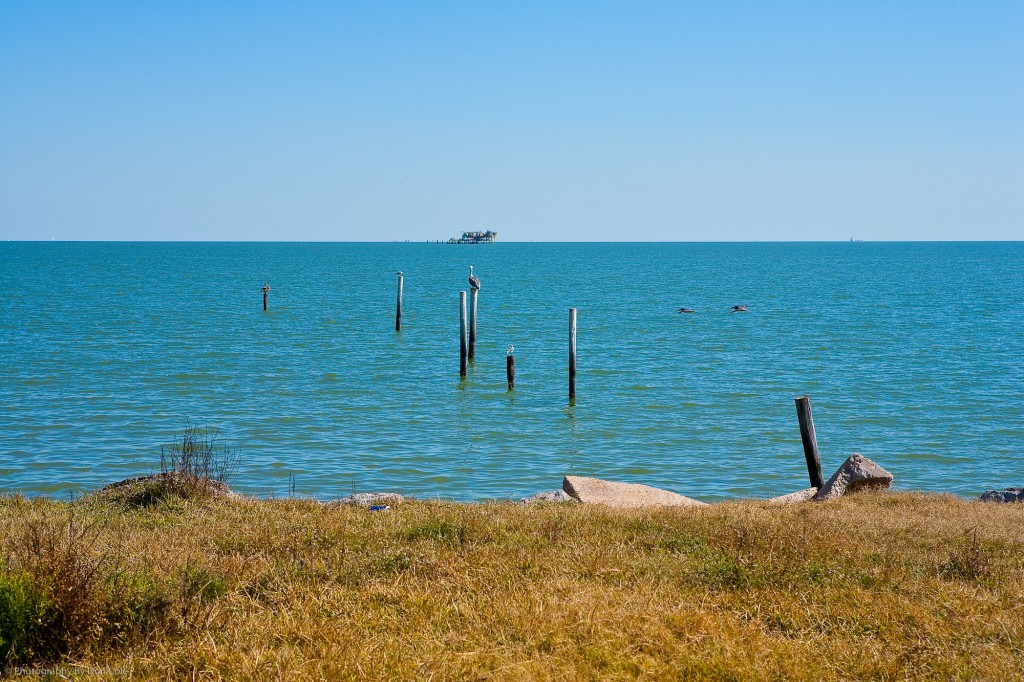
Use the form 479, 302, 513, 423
506, 345, 515, 390
261, 283, 270, 311
459, 291, 468, 378
468, 288, 478, 359
795, 396, 824, 488
568, 308, 577, 400
395, 271, 403, 332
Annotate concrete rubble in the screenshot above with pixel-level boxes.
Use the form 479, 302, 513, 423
814, 454, 893, 501
765, 487, 819, 505
327, 492, 405, 507
521, 489, 577, 504
562, 476, 708, 509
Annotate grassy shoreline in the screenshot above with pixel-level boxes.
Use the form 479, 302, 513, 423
1, 491, 1022, 680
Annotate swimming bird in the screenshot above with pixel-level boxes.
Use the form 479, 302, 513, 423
507, 344, 515, 356
468, 265, 481, 291
677, 307, 695, 314
730, 305, 748, 313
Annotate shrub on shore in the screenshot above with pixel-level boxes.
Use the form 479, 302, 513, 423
96, 421, 239, 509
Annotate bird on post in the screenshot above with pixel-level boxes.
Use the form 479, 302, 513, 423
261, 283, 271, 294
468, 265, 481, 291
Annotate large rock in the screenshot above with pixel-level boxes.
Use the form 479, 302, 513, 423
814, 454, 892, 501
766, 487, 818, 505
562, 476, 707, 509
979, 488, 1023, 503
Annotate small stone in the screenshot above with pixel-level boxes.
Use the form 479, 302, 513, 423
562, 476, 707, 509
814, 454, 893, 501
520, 490, 577, 504
979, 488, 1024, 503
328, 492, 405, 507
765, 487, 818, 505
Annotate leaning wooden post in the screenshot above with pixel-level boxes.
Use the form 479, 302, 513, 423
506, 346, 515, 390
395, 272, 403, 332
261, 283, 270, 311
568, 308, 577, 400
468, 288, 478, 359
795, 396, 824, 488
459, 291, 468, 378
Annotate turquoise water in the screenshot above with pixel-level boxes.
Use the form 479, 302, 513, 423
1, 242, 1021, 501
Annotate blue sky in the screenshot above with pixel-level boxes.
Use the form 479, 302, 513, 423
1, 1, 1021, 241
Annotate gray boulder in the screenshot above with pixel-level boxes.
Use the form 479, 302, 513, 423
979, 488, 1023, 503
814, 454, 893, 501
562, 476, 708, 509
328, 492, 405, 507
765, 487, 818, 505
520, 489, 577, 504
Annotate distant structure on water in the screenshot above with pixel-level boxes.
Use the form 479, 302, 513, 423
448, 230, 498, 244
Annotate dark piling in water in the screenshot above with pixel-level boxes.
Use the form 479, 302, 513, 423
507, 352, 515, 390
795, 396, 824, 488
459, 291, 468, 378
395, 272, 403, 332
469, 288, 478, 359
569, 308, 577, 401
261, 283, 270, 311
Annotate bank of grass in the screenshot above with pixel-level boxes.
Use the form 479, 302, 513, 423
0, 491, 1022, 680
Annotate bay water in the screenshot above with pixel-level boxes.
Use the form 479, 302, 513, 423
1, 241, 1020, 501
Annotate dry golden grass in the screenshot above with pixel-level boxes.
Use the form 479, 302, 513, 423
1, 492, 1022, 680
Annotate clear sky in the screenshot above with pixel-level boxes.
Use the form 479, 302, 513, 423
1, 1, 1021, 241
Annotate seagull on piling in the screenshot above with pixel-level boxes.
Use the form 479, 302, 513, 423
730, 305, 748, 313
396, 271, 403, 276
507, 344, 515, 356
261, 283, 271, 294
468, 265, 481, 291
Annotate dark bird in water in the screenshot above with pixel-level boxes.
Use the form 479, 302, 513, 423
468, 265, 481, 291
730, 305, 748, 313
677, 308, 695, 314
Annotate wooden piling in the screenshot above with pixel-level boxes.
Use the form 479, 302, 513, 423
395, 272, 404, 332
569, 308, 577, 400
506, 351, 515, 390
468, 288, 478, 359
261, 283, 270, 311
795, 396, 824, 488
459, 291, 468, 378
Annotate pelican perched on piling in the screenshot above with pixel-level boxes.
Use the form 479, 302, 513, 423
468, 265, 481, 291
